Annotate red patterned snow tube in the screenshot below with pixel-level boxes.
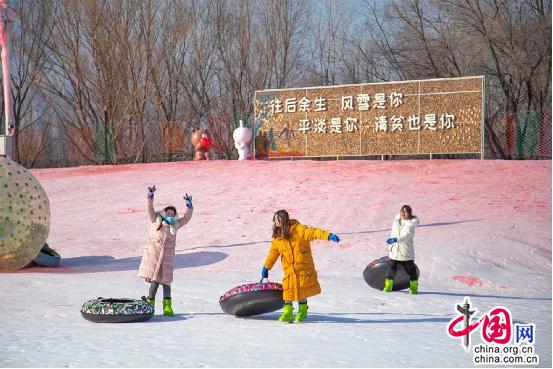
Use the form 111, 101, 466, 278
219, 281, 284, 317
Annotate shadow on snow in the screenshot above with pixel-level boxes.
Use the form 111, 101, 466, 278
20, 251, 228, 273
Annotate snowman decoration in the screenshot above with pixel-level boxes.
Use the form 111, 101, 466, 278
233, 120, 252, 160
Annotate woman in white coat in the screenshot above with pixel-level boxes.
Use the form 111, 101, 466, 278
384, 205, 420, 294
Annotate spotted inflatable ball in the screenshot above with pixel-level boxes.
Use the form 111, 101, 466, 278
0, 157, 50, 271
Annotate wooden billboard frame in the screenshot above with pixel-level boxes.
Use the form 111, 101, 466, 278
254, 76, 485, 160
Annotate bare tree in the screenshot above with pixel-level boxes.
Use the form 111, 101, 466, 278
7, 0, 549, 166
258, 0, 310, 88
304, 0, 345, 85
359, 0, 551, 157
0, 0, 57, 163
179, 0, 221, 128
149, 0, 192, 123
42, 0, 164, 164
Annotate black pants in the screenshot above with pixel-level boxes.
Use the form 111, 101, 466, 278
386, 259, 418, 281
148, 282, 171, 299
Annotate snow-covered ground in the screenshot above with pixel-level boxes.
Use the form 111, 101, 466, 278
1, 159, 551, 367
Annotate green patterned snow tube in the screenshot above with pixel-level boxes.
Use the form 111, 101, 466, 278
80, 297, 154, 323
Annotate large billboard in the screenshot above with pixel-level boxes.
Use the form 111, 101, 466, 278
253, 76, 484, 158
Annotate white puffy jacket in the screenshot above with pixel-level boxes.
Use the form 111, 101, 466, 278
388, 214, 419, 261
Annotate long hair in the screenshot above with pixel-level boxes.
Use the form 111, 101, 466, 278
401, 204, 415, 219
272, 209, 291, 239
157, 206, 177, 231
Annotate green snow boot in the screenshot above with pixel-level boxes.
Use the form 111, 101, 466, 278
383, 278, 394, 292
141, 296, 155, 308
163, 297, 174, 317
278, 304, 294, 323
409, 280, 418, 295
294, 303, 308, 323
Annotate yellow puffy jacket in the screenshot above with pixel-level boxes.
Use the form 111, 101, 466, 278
263, 220, 330, 301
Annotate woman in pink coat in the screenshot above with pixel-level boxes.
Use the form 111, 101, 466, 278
138, 185, 194, 316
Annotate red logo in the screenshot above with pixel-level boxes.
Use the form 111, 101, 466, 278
447, 297, 513, 350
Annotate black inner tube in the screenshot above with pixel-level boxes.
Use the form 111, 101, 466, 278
40, 243, 59, 257
98, 298, 137, 304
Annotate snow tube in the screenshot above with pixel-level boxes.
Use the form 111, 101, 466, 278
33, 243, 61, 267
363, 256, 420, 291
219, 281, 284, 317
80, 297, 154, 323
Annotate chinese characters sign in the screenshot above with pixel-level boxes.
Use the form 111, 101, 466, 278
254, 76, 484, 158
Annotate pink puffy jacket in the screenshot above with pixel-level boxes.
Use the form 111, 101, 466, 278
137, 199, 193, 285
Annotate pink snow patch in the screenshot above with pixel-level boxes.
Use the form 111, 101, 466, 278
116, 208, 143, 215
453, 275, 485, 286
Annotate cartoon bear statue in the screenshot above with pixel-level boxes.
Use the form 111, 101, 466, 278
191, 129, 212, 160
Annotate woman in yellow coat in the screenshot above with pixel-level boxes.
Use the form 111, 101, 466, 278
262, 210, 340, 323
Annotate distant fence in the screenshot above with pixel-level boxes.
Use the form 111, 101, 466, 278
486, 109, 551, 160
14, 109, 552, 168
18, 121, 196, 168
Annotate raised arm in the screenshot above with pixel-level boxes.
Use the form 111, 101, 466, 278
296, 223, 331, 242
177, 193, 194, 230
177, 208, 194, 229
146, 185, 156, 223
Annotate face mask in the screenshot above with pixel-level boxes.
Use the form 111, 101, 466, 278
164, 216, 175, 225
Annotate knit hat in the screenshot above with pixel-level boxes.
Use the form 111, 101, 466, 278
155, 209, 178, 236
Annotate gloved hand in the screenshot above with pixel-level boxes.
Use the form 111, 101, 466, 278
328, 233, 340, 243
386, 237, 398, 245
183, 193, 193, 209
261, 267, 269, 279
147, 185, 156, 200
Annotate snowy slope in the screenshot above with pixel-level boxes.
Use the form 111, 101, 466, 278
1, 160, 551, 367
